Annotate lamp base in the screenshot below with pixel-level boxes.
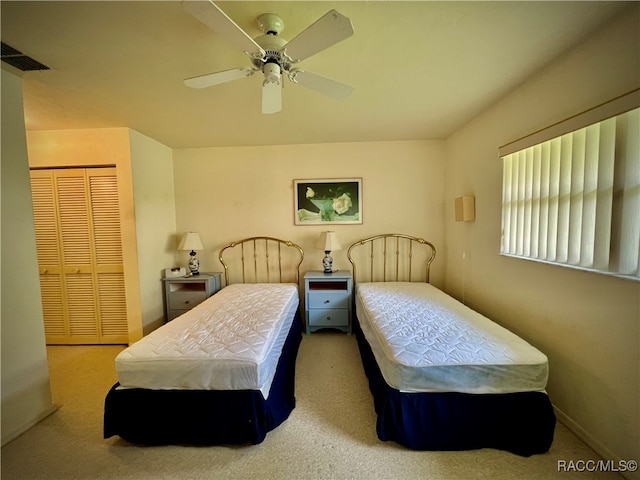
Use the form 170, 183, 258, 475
188, 250, 200, 275
322, 251, 333, 274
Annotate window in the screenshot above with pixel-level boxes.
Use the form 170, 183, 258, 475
499, 90, 639, 281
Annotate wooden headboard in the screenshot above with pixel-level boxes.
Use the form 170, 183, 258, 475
219, 236, 304, 286
347, 234, 436, 285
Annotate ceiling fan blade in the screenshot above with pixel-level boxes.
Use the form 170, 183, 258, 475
182, 0, 265, 60
283, 10, 353, 63
288, 69, 353, 99
184, 67, 256, 88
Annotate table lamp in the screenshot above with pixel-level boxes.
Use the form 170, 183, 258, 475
178, 232, 204, 275
315, 231, 341, 274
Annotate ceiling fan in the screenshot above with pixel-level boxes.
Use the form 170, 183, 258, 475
182, 0, 354, 114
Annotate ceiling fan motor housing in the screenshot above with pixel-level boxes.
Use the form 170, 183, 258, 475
252, 33, 290, 71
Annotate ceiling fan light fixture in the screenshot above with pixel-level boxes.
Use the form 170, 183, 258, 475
262, 62, 281, 86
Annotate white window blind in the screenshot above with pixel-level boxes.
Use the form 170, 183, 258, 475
499, 90, 639, 281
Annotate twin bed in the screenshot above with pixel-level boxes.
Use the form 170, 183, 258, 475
347, 234, 555, 456
103, 237, 304, 445
104, 233, 555, 456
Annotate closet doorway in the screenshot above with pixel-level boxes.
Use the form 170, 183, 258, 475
30, 167, 128, 345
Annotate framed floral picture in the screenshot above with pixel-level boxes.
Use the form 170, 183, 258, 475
294, 178, 363, 225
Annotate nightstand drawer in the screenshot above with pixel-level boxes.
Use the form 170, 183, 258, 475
168, 291, 207, 310
308, 308, 349, 327
308, 291, 349, 309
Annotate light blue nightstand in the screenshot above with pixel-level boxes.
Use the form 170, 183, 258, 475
304, 270, 353, 334
162, 272, 222, 321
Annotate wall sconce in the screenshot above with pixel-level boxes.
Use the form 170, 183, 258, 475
178, 232, 204, 275
315, 231, 342, 274
455, 196, 475, 222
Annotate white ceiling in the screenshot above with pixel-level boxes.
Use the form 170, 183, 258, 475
1, 1, 632, 148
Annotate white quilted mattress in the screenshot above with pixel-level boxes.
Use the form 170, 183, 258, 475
355, 282, 549, 394
116, 283, 299, 396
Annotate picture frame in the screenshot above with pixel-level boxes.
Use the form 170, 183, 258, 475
294, 178, 363, 225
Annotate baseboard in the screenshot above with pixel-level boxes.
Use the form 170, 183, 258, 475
143, 316, 166, 337
554, 406, 638, 480
1, 403, 59, 447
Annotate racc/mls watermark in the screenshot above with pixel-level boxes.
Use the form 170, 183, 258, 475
557, 459, 637, 473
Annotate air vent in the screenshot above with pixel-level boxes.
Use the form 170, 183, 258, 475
1, 42, 50, 71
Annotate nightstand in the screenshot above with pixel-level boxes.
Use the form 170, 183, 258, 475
162, 272, 222, 321
304, 270, 353, 334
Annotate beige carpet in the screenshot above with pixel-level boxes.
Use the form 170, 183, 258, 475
1, 331, 623, 480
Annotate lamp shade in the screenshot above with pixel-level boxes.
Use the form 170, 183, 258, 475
315, 231, 342, 252
178, 232, 204, 251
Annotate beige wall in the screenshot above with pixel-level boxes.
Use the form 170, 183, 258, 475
172, 140, 446, 287
1, 70, 56, 445
129, 130, 177, 334
444, 6, 639, 472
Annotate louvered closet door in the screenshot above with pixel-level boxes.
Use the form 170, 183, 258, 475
56, 169, 97, 342
30, 168, 128, 345
87, 169, 128, 343
30, 170, 66, 340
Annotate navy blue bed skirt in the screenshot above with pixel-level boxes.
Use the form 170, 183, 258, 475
103, 310, 303, 445
353, 316, 556, 456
